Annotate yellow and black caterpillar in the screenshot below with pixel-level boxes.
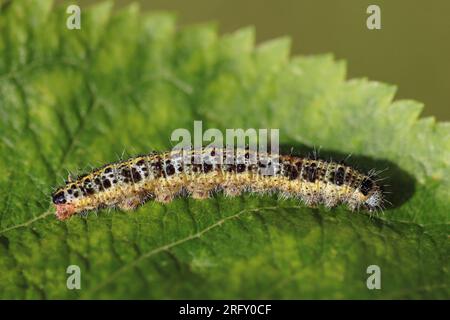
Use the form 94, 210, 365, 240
52, 147, 385, 220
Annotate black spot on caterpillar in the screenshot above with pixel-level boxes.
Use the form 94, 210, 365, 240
51, 147, 385, 220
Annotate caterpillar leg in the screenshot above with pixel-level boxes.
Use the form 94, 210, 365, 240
190, 189, 211, 200
117, 192, 153, 211
153, 185, 183, 203
222, 185, 244, 197
184, 181, 213, 199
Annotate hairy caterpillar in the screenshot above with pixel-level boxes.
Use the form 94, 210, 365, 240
52, 147, 385, 220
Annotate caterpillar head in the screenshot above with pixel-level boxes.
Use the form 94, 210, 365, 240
52, 187, 77, 220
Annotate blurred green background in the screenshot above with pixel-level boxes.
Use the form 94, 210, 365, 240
70, 0, 450, 121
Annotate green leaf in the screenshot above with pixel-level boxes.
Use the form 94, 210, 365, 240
0, 0, 448, 299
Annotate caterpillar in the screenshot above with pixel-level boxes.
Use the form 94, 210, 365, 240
51, 147, 385, 220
